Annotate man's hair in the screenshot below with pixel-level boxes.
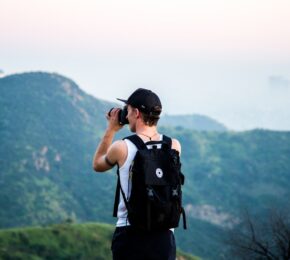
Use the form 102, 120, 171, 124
139, 106, 162, 126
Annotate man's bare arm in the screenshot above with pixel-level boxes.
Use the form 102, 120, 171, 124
93, 129, 116, 172
92, 108, 123, 172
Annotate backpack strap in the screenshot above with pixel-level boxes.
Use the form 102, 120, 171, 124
126, 134, 172, 149
113, 166, 132, 217
162, 135, 172, 149
113, 166, 121, 217
124, 135, 148, 150
181, 207, 187, 229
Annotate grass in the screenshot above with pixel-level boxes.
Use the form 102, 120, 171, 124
0, 222, 200, 260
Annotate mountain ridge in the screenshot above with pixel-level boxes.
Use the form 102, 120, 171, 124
160, 113, 227, 132
0, 71, 228, 132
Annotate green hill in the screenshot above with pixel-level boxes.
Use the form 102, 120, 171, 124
1, 71, 290, 259
0, 222, 199, 260
166, 127, 290, 258
0, 72, 118, 227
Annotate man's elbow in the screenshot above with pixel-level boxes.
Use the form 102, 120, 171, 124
93, 162, 106, 173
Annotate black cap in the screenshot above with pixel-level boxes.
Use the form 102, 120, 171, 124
117, 88, 162, 115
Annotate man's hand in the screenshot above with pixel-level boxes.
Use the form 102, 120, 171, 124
106, 108, 124, 132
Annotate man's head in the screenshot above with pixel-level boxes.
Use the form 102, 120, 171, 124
117, 88, 162, 127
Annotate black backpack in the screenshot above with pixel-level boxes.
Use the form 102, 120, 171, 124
113, 134, 187, 231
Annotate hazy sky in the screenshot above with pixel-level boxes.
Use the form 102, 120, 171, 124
1, 0, 290, 130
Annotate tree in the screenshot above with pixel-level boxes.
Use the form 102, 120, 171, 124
225, 209, 290, 260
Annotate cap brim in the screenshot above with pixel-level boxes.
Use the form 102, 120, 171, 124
116, 98, 128, 103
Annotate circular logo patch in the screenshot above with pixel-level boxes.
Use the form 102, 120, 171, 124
156, 168, 163, 178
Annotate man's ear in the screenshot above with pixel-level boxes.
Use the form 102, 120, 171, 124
135, 108, 141, 118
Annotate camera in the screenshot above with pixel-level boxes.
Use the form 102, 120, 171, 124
108, 107, 129, 125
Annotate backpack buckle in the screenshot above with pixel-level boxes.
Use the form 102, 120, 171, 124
172, 188, 179, 197
147, 187, 154, 200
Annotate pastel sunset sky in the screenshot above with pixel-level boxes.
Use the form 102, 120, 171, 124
1, 0, 290, 130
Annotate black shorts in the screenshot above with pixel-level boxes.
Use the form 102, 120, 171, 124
111, 226, 176, 260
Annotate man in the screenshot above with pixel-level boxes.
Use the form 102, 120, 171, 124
93, 88, 181, 260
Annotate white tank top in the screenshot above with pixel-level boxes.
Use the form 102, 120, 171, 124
116, 135, 163, 227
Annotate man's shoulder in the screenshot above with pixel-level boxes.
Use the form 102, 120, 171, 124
109, 140, 127, 158
170, 138, 181, 154
109, 140, 128, 166
111, 139, 127, 150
